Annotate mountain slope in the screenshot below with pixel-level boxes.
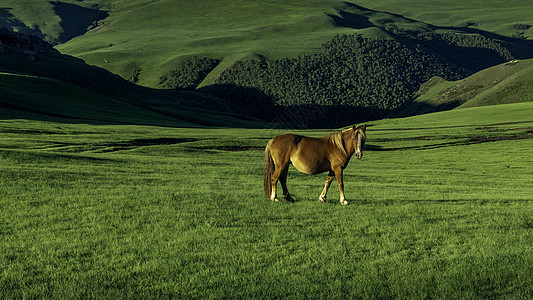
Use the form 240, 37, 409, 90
0, 0, 108, 44
356, 0, 533, 42
2, 1, 533, 127
0, 72, 194, 126
395, 59, 533, 117
0, 29, 263, 127
50, 0, 533, 88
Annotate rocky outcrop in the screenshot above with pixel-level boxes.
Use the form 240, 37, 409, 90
0, 27, 58, 60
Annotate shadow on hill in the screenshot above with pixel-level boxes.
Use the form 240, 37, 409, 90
270, 104, 385, 129
50, 1, 108, 43
198, 84, 276, 119
327, 10, 374, 30
433, 26, 533, 60
199, 83, 385, 128
337, 2, 533, 61
391, 100, 464, 118
0, 7, 44, 39
0, 28, 264, 127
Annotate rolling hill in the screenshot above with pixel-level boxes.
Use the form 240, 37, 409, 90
396, 58, 533, 117
4, 1, 531, 87
56, 1, 533, 89
1, 0, 533, 127
0, 29, 263, 127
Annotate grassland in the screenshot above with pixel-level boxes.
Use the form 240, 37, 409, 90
1, 102, 533, 298
4, 1, 533, 117
2, 1, 533, 297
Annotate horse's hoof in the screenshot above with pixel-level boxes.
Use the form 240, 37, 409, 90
285, 196, 295, 202
271, 197, 280, 202
318, 197, 326, 203
340, 200, 350, 206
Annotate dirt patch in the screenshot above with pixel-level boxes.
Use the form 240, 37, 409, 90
367, 130, 533, 152
1, 129, 67, 135
187, 145, 263, 152
99, 138, 197, 153
468, 131, 533, 143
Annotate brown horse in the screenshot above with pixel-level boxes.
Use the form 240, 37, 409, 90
264, 125, 366, 205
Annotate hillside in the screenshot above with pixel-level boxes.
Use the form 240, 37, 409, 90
54, 1, 533, 88
356, 0, 533, 44
2, 1, 533, 127
0, 29, 263, 127
56, 1, 533, 127
0, 0, 108, 44
2, 0, 527, 89
396, 59, 533, 117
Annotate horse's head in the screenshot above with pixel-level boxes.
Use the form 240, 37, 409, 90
352, 124, 366, 159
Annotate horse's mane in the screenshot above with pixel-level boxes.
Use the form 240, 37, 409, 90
325, 130, 348, 156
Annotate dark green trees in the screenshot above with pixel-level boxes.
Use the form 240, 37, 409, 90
164, 32, 514, 126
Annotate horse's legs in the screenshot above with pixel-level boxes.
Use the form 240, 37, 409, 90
333, 167, 349, 205
270, 167, 281, 202
270, 163, 289, 202
279, 167, 294, 202
318, 171, 335, 202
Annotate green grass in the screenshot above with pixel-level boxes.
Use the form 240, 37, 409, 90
4, 1, 533, 90
357, 0, 533, 39
49, 0, 533, 88
0, 71, 263, 128
0, 72, 194, 126
55, 0, 356, 87
0, 0, 109, 43
460, 60, 533, 108
397, 58, 533, 116
1, 102, 533, 297
0, 42, 265, 128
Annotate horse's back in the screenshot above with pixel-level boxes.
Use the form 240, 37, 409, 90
270, 134, 317, 152
270, 134, 299, 155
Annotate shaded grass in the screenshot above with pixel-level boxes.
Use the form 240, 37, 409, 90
0, 72, 192, 126
1, 103, 533, 297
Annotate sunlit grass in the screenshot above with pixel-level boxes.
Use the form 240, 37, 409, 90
1, 103, 533, 297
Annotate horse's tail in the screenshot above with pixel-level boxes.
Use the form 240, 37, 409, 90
264, 139, 275, 198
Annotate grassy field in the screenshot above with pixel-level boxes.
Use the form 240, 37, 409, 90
1, 102, 533, 298
2, 2, 533, 295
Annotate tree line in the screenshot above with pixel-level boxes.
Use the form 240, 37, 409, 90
162, 31, 514, 127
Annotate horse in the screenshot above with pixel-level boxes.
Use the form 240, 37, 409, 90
264, 125, 366, 205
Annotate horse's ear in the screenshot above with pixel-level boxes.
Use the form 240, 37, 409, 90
362, 124, 367, 131
352, 124, 357, 131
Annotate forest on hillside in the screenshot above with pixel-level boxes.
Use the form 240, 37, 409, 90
162, 31, 514, 127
